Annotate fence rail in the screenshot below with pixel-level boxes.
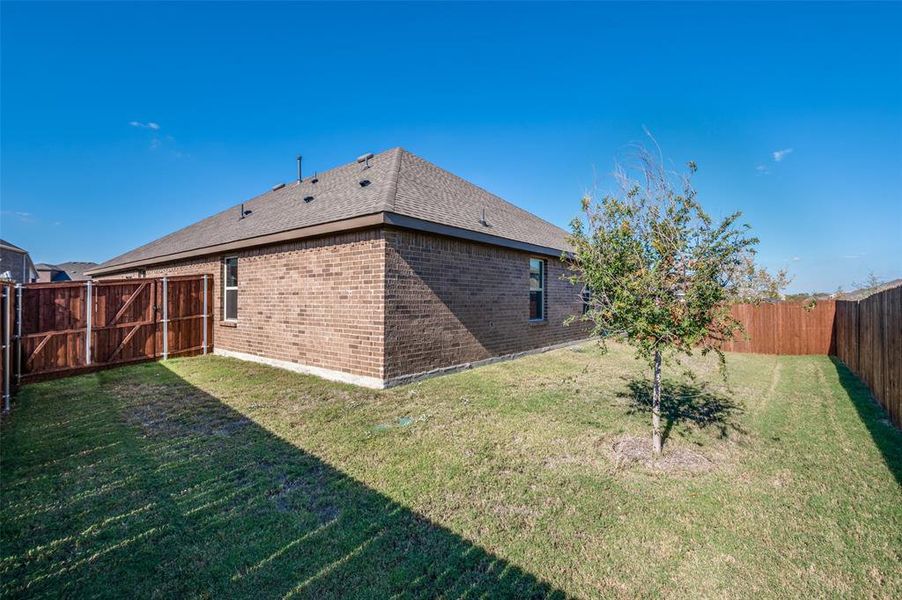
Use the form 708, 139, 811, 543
2, 275, 213, 393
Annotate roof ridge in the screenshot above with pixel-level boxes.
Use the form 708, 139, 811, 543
91, 146, 572, 275
398, 150, 569, 236
379, 147, 404, 212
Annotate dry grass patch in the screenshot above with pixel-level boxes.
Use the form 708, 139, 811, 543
610, 435, 714, 473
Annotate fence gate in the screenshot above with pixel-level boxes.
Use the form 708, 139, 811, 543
0, 275, 212, 400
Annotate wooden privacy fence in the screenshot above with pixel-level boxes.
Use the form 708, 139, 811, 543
833, 286, 902, 428
725, 288, 901, 428
721, 300, 837, 355
1, 275, 213, 395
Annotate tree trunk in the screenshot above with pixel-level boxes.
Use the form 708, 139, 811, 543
652, 349, 662, 456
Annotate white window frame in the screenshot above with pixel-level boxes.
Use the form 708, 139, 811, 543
223, 256, 238, 322
529, 258, 546, 322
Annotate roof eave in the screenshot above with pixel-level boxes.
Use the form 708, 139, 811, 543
381, 213, 567, 257
87, 211, 567, 276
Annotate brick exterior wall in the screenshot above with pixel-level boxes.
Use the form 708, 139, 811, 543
97, 227, 589, 385
383, 228, 589, 381
139, 230, 386, 380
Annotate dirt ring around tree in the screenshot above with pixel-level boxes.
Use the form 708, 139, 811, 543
610, 435, 714, 473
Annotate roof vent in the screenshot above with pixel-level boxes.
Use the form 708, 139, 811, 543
311, 172, 318, 184
357, 152, 374, 168
238, 203, 252, 220
303, 195, 315, 203
272, 183, 286, 191
479, 207, 490, 227
296, 155, 303, 183
359, 179, 371, 187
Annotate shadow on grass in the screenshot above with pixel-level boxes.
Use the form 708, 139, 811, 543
620, 377, 744, 445
0, 362, 563, 599
829, 357, 901, 486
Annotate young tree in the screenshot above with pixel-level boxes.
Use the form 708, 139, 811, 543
566, 145, 762, 455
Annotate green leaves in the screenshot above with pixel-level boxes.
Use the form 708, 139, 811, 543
565, 145, 759, 369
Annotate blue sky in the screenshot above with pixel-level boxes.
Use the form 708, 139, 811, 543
2, 1, 900, 293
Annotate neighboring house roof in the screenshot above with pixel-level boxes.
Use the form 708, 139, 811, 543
0, 239, 27, 253
35, 261, 97, 281
36, 263, 70, 282
89, 148, 571, 276
0, 239, 39, 283
55, 261, 98, 281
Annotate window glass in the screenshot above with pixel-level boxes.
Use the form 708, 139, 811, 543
530, 291, 543, 320
224, 257, 238, 320
529, 259, 543, 290
226, 258, 238, 287
225, 289, 238, 320
529, 259, 545, 320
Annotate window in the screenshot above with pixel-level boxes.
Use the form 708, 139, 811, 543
529, 258, 545, 321
582, 286, 592, 315
223, 257, 238, 321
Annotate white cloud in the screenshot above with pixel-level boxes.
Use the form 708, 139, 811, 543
791, 256, 801, 262
755, 164, 770, 175
772, 148, 793, 162
128, 122, 185, 158
129, 121, 160, 130
1, 210, 35, 223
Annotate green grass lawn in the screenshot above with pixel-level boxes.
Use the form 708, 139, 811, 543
1, 344, 900, 598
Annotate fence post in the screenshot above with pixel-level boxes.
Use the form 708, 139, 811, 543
3, 286, 10, 413
15, 284, 22, 386
202, 275, 208, 355
162, 277, 169, 360
85, 280, 93, 366
856, 299, 861, 376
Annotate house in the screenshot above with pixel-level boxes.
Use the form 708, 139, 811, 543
36, 261, 98, 282
0, 239, 38, 283
87, 148, 589, 387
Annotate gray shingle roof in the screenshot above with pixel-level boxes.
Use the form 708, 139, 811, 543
56, 262, 98, 280
92, 148, 569, 274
